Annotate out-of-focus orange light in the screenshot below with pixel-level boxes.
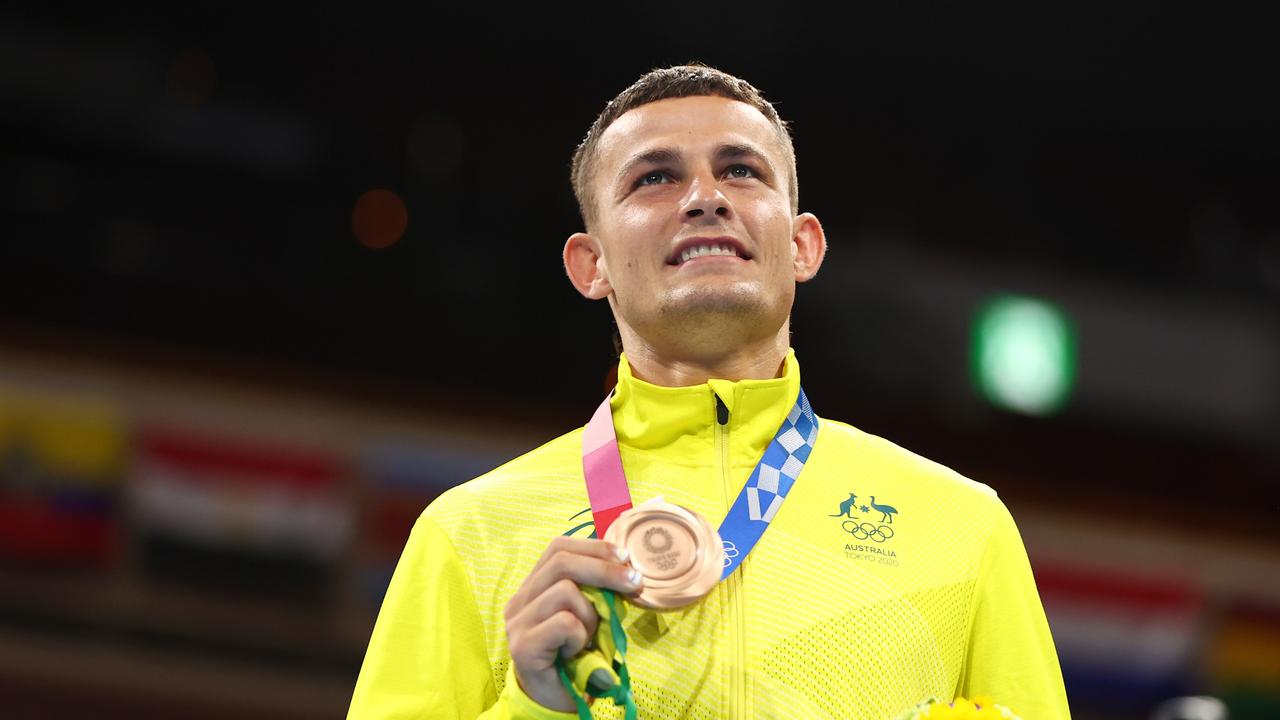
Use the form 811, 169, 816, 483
352, 189, 408, 249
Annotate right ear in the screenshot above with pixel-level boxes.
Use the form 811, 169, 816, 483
563, 232, 612, 300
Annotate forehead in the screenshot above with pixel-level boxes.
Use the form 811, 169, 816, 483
594, 95, 785, 179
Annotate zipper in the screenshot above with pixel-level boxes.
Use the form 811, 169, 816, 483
713, 394, 746, 720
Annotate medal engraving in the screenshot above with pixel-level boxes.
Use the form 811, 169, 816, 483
604, 497, 723, 610
643, 526, 673, 553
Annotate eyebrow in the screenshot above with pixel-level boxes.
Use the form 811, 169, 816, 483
614, 148, 681, 189
712, 142, 773, 170
612, 142, 777, 194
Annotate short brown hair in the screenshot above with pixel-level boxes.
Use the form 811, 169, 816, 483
570, 64, 798, 229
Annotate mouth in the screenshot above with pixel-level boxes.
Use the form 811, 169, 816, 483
666, 236, 753, 266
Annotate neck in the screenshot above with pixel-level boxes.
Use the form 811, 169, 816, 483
619, 324, 791, 387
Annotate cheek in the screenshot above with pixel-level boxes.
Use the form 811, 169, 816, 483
614, 204, 665, 242
742, 199, 793, 251
740, 191, 790, 222
609, 207, 667, 262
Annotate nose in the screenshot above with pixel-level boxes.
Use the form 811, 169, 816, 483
680, 173, 733, 221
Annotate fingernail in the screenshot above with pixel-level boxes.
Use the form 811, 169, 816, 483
627, 568, 643, 587
614, 544, 630, 564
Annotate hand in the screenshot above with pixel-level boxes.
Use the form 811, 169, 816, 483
504, 536, 644, 711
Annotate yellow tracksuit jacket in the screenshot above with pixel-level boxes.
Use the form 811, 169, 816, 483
349, 351, 1070, 719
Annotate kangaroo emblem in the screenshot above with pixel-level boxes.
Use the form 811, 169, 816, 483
869, 496, 898, 524
829, 492, 858, 518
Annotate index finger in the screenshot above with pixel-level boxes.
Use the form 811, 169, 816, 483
529, 535, 628, 575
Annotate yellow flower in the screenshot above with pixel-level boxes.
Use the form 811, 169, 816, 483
915, 696, 1017, 720
971, 696, 1005, 719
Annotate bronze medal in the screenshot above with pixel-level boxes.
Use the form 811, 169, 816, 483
604, 496, 723, 610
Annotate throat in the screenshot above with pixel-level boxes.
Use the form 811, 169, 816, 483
624, 349, 786, 387
613, 315, 792, 387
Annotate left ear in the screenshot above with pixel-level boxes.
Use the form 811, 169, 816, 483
790, 212, 827, 282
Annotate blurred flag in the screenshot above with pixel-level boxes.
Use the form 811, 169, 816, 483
0, 387, 125, 567
131, 423, 352, 600
1036, 562, 1204, 715
1207, 603, 1280, 720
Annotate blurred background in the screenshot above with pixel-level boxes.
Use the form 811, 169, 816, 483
2, 4, 1278, 719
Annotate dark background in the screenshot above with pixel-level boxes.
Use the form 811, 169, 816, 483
1, 4, 1278, 719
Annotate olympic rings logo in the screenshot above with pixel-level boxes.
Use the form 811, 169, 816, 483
722, 540, 739, 567
841, 521, 894, 543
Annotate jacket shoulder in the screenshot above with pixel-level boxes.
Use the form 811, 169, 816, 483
815, 416, 999, 504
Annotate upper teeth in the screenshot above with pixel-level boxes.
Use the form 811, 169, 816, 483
679, 244, 738, 263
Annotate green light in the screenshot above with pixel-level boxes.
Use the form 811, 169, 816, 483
972, 295, 1076, 416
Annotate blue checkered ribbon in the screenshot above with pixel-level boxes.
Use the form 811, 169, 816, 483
719, 387, 818, 580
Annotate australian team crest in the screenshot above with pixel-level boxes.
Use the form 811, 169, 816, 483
831, 491, 901, 566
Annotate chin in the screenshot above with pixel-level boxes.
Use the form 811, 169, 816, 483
658, 284, 773, 321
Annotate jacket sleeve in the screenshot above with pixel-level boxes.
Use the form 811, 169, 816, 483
348, 515, 576, 720
957, 499, 1072, 720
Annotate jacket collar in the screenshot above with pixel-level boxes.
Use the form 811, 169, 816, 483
608, 349, 802, 464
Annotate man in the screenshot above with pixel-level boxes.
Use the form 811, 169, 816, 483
349, 65, 1070, 719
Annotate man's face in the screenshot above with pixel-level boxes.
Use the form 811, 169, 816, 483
578, 95, 809, 347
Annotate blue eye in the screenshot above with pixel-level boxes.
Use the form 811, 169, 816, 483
638, 171, 668, 186
727, 164, 756, 179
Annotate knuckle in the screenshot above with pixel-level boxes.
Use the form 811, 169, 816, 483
549, 551, 579, 579
506, 592, 530, 619
508, 635, 528, 660
563, 626, 588, 658
545, 552, 567, 576
553, 609, 580, 633
553, 577, 579, 598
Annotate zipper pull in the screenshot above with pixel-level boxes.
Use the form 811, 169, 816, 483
715, 395, 729, 425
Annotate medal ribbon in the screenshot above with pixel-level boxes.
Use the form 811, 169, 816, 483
583, 386, 818, 580
556, 588, 636, 720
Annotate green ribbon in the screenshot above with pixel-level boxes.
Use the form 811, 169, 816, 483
554, 587, 637, 720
